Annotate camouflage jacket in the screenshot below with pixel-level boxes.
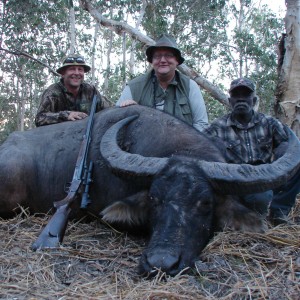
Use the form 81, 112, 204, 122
35, 79, 104, 126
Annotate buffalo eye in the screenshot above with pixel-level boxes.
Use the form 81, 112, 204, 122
149, 195, 161, 207
196, 198, 213, 210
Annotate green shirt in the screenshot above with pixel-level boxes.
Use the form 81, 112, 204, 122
117, 70, 209, 131
127, 70, 193, 125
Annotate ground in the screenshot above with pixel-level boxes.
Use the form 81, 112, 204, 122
0, 200, 299, 300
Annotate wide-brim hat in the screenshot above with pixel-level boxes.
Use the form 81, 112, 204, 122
146, 34, 185, 65
229, 77, 256, 93
56, 54, 91, 74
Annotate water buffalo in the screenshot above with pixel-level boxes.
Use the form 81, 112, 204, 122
0, 106, 299, 276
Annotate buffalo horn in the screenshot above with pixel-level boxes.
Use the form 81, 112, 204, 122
100, 115, 168, 176
199, 126, 300, 195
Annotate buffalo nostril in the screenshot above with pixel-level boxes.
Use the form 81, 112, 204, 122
147, 251, 180, 272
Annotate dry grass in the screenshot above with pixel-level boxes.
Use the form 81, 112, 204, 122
1, 200, 299, 300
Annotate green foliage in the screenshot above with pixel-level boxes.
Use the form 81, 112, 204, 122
214, 2, 284, 114
206, 95, 229, 122
0, 0, 70, 141
0, 95, 18, 144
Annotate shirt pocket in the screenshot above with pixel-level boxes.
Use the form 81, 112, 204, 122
78, 100, 91, 114
225, 139, 243, 163
178, 97, 192, 116
257, 137, 273, 162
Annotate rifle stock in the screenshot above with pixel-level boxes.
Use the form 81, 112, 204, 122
32, 204, 71, 250
32, 93, 99, 250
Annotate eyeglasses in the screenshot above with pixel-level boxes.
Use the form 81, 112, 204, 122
63, 56, 85, 64
152, 53, 175, 60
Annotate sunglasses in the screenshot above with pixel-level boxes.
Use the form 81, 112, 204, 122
63, 56, 85, 64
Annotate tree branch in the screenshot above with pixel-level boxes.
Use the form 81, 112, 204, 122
0, 47, 60, 76
79, 0, 229, 107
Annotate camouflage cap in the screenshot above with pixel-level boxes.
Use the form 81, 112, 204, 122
229, 78, 256, 93
146, 34, 185, 65
56, 54, 91, 74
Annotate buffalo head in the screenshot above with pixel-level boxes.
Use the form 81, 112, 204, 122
100, 114, 300, 276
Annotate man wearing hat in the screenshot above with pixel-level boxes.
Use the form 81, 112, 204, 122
116, 34, 208, 132
204, 77, 300, 224
35, 54, 105, 127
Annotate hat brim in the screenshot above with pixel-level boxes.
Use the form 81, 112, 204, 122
56, 63, 91, 74
146, 46, 185, 65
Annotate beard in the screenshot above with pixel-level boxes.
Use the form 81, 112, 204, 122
232, 102, 251, 114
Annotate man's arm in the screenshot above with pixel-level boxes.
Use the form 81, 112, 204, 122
35, 89, 71, 127
36, 84, 102, 126
188, 80, 209, 132
35, 96, 88, 126
272, 122, 290, 160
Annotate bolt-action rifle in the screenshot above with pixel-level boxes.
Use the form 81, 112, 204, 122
32, 94, 99, 250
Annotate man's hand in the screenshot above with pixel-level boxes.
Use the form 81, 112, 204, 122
119, 100, 138, 107
68, 111, 88, 121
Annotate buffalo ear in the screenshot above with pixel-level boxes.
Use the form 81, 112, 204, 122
100, 190, 149, 225
215, 196, 267, 233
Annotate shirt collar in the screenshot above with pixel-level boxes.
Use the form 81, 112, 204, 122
228, 110, 262, 129
58, 78, 67, 92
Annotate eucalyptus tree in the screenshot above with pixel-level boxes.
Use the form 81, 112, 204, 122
0, 0, 70, 142
275, 0, 300, 137
215, 0, 284, 114
0, 0, 97, 141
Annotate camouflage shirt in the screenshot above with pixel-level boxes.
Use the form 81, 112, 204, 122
204, 111, 288, 165
35, 79, 104, 126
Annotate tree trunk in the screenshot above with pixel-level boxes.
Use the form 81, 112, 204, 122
91, 22, 99, 85
19, 66, 26, 131
275, 0, 300, 137
122, 31, 126, 88
69, 0, 76, 54
129, 0, 147, 74
104, 30, 113, 95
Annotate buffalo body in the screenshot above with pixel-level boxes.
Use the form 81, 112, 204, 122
0, 106, 299, 276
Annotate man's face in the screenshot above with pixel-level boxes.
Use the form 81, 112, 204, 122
151, 48, 179, 77
61, 66, 85, 89
229, 87, 256, 115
